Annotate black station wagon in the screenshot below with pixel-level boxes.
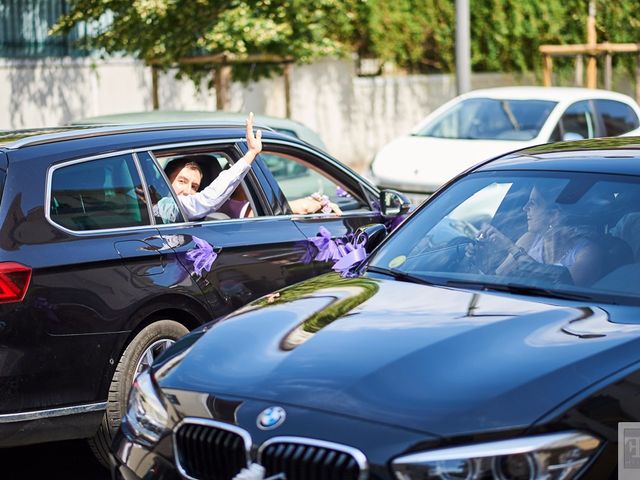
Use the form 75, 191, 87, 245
0, 122, 407, 465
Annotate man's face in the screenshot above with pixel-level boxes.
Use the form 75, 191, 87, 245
170, 166, 202, 196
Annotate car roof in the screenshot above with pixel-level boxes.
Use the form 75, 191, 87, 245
0, 122, 331, 167
459, 86, 636, 103
72, 110, 327, 150
0, 121, 274, 150
475, 136, 640, 176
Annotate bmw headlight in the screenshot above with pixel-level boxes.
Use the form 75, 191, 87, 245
124, 370, 169, 444
392, 431, 601, 480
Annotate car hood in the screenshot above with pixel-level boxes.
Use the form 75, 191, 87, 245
157, 274, 640, 437
372, 135, 537, 192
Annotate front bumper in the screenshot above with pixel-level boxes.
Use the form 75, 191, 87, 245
111, 427, 180, 480
110, 398, 433, 480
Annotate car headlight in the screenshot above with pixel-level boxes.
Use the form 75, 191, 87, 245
391, 431, 601, 480
124, 370, 169, 444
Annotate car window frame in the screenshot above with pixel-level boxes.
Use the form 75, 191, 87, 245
147, 142, 274, 224
44, 138, 275, 235
45, 137, 382, 234
46, 150, 156, 235
549, 99, 601, 142
252, 139, 379, 218
593, 99, 640, 137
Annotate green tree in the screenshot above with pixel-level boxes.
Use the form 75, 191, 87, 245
52, 0, 362, 82
53, 0, 640, 81
360, 0, 640, 77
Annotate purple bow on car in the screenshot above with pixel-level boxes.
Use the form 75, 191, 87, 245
333, 232, 368, 277
303, 226, 342, 263
185, 236, 217, 276
302, 227, 368, 277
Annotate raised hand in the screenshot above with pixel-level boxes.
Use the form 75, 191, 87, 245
246, 112, 263, 158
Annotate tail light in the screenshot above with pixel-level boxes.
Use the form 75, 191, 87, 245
0, 262, 32, 303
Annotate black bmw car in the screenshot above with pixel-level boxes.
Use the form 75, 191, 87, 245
113, 137, 640, 479
0, 122, 406, 465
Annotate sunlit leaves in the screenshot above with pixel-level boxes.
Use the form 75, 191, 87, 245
52, 0, 640, 82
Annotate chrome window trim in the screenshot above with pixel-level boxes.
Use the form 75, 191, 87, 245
173, 417, 252, 480
44, 139, 232, 235
391, 431, 601, 466
45, 149, 157, 235
43, 138, 379, 236
257, 435, 369, 480
0, 402, 106, 424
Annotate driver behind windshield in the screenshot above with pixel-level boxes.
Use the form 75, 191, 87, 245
470, 184, 605, 287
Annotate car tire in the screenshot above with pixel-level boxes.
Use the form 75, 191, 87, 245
88, 319, 189, 467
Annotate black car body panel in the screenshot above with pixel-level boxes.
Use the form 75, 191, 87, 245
0, 123, 393, 449
156, 275, 640, 438
112, 138, 640, 480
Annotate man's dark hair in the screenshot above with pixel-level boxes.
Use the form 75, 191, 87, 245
164, 157, 204, 181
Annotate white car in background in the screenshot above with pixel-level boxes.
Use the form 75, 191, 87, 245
370, 86, 640, 201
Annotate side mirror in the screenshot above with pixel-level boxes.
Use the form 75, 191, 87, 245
380, 189, 411, 217
562, 132, 584, 141
354, 223, 388, 252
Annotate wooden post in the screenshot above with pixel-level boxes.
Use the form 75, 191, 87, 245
543, 54, 553, 87
586, 0, 597, 88
574, 55, 584, 86
604, 52, 612, 90
151, 65, 159, 110
214, 63, 232, 111
283, 63, 292, 118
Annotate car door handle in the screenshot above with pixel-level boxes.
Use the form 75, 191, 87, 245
114, 240, 165, 276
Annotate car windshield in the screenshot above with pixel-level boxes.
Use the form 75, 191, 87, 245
368, 170, 640, 305
415, 98, 557, 141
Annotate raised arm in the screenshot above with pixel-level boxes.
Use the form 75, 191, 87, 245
240, 112, 262, 165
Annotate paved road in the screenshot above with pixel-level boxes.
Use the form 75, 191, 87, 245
0, 440, 109, 479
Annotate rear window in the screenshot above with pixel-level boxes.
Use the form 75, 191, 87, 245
596, 100, 640, 136
50, 154, 150, 231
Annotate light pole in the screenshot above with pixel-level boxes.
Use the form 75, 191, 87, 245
455, 0, 471, 94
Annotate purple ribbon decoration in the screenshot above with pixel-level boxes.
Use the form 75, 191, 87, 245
305, 226, 342, 262
302, 227, 368, 277
333, 232, 368, 276
185, 236, 217, 277
335, 186, 351, 198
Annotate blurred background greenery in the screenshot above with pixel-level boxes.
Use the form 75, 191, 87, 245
41, 0, 640, 83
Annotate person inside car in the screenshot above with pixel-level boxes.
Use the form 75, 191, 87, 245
471, 185, 606, 286
160, 113, 342, 221
155, 112, 262, 223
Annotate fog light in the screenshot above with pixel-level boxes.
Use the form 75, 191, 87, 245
494, 453, 536, 480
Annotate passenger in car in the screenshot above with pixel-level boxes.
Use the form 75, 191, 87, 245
157, 112, 341, 221
475, 185, 606, 286
157, 112, 263, 223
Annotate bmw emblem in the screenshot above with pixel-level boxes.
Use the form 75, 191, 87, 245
257, 406, 286, 430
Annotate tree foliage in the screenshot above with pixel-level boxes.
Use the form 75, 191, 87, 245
52, 0, 640, 82
52, 0, 362, 82
360, 0, 640, 76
